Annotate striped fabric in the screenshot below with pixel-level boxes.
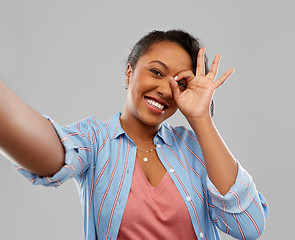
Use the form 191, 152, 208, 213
16, 112, 269, 240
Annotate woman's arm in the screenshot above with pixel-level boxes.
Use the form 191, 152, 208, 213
187, 116, 238, 195
169, 48, 236, 195
170, 48, 268, 237
0, 79, 65, 176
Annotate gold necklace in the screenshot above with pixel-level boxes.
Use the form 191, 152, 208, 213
137, 145, 156, 153
126, 133, 154, 144
137, 151, 157, 162
124, 130, 156, 161
132, 137, 153, 143
126, 134, 155, 152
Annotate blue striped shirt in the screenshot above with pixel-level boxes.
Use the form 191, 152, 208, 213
17, 112, 269, 239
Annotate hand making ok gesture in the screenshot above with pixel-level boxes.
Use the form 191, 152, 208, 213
169, 47, 234, 121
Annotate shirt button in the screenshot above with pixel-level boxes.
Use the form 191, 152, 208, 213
169, 168, 175, 173
199, 232, 204, 239
186, 196, 191, 201
157, 143, 161, 148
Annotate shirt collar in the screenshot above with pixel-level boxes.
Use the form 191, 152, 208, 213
107, 112, 125, 140
108, 112, 173, 147
156, 121, 173, 146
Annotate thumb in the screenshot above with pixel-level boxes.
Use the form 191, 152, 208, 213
169, 76, 181, 100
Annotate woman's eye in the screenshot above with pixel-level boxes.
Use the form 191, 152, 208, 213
151, 69, 163, 77
177, 80, 187, 90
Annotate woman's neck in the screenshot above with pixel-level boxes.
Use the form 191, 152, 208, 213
120, 111, 161, 142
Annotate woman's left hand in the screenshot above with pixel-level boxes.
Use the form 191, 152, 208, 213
169, 47, 234, 121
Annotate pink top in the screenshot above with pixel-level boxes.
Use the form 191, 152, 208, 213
117, 158, 198, 239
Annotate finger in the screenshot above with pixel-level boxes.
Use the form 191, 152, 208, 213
169, 76, 182, 100
214, 68, 235, 89
206, 54, 221, 80
196, 47, 206, 76
174, 70, 195, 83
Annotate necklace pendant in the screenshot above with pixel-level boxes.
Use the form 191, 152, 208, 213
143, 157, 148, 162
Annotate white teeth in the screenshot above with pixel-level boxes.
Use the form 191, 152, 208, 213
146, 99, 165, 110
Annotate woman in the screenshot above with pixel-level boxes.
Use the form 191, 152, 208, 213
1, 30, 268, 239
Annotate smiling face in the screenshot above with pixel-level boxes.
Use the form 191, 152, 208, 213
122, 41, 193, 130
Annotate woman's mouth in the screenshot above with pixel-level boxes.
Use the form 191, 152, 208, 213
144, 96, 169, 113
146, 98, 165, 110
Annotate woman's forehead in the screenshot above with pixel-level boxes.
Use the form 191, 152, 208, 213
138, 41, 193, 70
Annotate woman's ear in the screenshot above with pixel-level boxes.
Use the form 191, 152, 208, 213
125, 63, 132, 86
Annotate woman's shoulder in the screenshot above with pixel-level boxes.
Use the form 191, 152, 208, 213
69, 112, 121, 130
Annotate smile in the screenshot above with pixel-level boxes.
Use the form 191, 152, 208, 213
146, 98, 165, 110
144, 96, 169, 113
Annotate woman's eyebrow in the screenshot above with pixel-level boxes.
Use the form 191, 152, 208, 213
148, 60, 168, 70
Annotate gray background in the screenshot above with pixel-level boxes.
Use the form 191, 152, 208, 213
0, 0, 293, 239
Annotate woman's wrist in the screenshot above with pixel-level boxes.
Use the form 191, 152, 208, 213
186, 113, 213, 131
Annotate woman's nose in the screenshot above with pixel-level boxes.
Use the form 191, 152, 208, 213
157, 77, 172, 98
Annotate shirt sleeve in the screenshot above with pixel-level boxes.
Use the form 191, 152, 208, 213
15, 115, 97, 187
207, 162, 269, 239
